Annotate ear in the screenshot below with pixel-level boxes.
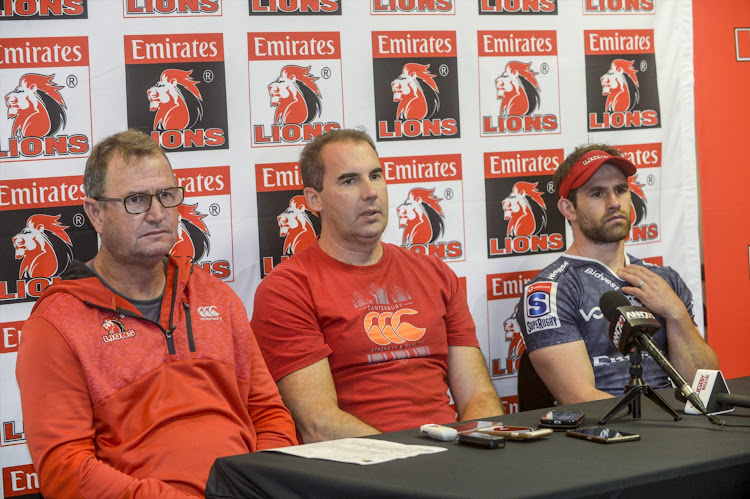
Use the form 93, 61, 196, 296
557, 197, 577, 223
83, 197, 105, 234
304, 187, 322, 213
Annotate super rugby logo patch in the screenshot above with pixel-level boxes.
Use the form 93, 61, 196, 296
524, 281, 560, 334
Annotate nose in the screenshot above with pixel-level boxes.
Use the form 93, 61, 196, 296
605, 190, 621, 209
143, 196, 169, 222
361, 178, 379, 200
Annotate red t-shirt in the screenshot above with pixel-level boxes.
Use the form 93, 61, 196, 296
252, 242, 479, 433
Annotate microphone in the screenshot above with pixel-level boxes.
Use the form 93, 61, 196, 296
680, 369, 750, 414
598, 291, 711, 418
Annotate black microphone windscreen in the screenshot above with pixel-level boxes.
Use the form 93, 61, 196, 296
599, 291, 631, 322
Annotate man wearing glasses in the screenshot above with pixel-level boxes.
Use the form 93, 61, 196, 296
16, 129, 297, 497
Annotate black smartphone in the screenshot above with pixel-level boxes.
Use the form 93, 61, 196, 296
539, 410, 585, 429
566, 427, 640, 444
457, 432, 505, 449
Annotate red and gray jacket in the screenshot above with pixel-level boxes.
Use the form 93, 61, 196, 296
16, 256, 296, 498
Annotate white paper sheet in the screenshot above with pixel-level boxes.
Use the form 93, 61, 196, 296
264, 438, 447, 465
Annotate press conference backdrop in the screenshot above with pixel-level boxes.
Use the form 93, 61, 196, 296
0, 1, 703, 495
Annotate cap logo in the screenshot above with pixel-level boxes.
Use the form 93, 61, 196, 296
581, 154, 609, 166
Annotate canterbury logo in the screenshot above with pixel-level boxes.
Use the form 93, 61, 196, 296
198, 305, 221, 320
364, 309, 425, 346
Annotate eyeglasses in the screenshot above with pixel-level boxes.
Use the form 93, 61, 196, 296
94, 186, 184, 214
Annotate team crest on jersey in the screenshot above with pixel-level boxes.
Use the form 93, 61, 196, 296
173, 166, 233, 280
381, 153, 466, 261
1, 37, 92, 161
585, 29, 660, 131
373, 30, 460, 141
485, 149, 565, 258
249, 32, 343, 147
478, 31, 560, 136
524, 281, 560, 334
0, 0, 88, 19
101, 317, 136, 343
124, 33, 229, 152
124, 0, 221, 17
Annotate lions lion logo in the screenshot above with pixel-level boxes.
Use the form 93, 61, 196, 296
502, 182, 547, 237
277, 195, 320, 255
495, 61, 540, 118
268, 65, 322, 125
396, 187, 445, 245
503, 305, 526, 373
148, 69, 204, 131
170, 203, 211, 263
600, 59, 639, 112
5, 73, 67, 139
12, 214, 73, 279
628, 175, 647, 226
102, 317, 127, 335
391, 63, 440, 120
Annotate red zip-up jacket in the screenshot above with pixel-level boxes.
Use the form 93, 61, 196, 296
16, 257, 297, 498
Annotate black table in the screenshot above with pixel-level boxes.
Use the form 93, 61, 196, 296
206, 377, 750, 498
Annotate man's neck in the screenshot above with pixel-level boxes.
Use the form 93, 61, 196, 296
93, 250, 167, 301
317, 235, 383, 266
565, 237, 626, 273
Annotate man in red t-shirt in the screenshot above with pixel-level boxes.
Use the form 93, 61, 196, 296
252, 129, 503, 442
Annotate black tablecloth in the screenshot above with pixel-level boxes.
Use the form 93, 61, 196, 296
206, 376, 750, 498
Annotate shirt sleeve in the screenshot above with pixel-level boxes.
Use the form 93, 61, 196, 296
16, 314, 196, 499
251, 268, 332, 382
518, 279, 584, 353
244, 327, 299, 450
439, 259, 479, 348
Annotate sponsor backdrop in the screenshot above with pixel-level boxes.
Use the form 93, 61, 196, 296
0, 1, 712, 493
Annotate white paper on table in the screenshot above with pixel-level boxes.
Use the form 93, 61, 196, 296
263, 438, 447, 465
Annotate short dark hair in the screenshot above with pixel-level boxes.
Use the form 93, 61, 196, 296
84, 129, 170, 198
299, 128, 378, 191
554, 143, 624, 205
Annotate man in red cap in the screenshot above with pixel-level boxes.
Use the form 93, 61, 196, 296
516, 143, 718, 405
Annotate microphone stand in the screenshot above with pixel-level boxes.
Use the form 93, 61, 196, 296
599, 346, 681, 424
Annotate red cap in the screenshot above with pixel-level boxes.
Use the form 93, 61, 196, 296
557, 150, 637, 199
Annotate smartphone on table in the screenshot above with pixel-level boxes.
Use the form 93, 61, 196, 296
477, 425, 553, 440
566, 427, 640, 444
538, 410, 585, 430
